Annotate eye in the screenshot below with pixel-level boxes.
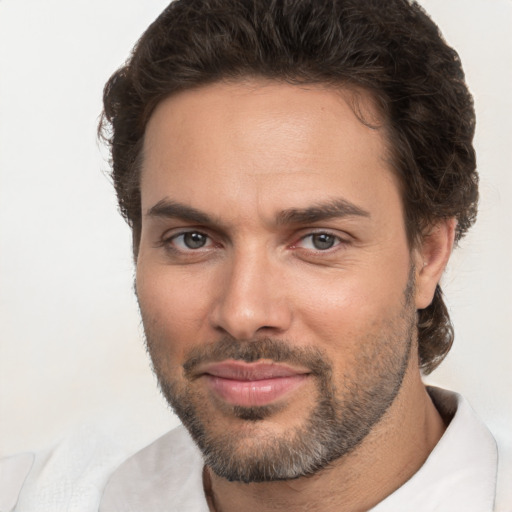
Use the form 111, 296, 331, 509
170, 231, 211, 250
297, 233, 342, 251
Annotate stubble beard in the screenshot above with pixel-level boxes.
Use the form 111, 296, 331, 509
141, 277, 416, 483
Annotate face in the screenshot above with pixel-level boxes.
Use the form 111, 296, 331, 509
136, 80, 418, 482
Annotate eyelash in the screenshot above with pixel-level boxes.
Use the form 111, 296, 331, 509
293, 232, 346, 252
162, 230, 215, 252
160, 229, 349, 256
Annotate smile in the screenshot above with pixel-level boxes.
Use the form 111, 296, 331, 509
201, 361, 311, 407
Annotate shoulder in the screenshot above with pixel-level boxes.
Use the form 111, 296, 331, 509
0, 452, 34, 512
0, 424, 204, 512
2, 425, 132, 512
494, 429, 512, 512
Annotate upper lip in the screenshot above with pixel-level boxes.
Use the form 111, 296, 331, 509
198, 361, 310, 381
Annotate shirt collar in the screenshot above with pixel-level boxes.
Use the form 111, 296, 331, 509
370, 386, 498, 511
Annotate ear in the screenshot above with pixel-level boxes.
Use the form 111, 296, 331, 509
413, 218, 456, 310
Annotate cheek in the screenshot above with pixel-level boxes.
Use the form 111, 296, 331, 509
294, 263, 410, 346
136, 264, 215, 360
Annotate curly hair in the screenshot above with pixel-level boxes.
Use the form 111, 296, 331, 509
100, 0, 478, 374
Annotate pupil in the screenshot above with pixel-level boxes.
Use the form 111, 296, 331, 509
184, 232, 206, 249
313, 234, 334, 250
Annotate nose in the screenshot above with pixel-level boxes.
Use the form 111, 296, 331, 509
210, 248, 292, 340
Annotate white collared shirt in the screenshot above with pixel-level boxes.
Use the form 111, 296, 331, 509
2, 388, 509, 511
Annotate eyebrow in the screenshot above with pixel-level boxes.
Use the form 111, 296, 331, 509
276, 199, 370, 225
146, 198, 370, 226
147, 199, 216, 224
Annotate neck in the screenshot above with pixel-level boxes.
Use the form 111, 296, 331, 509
204, 364, 446, 512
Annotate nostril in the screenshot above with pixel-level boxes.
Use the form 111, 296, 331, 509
258, 325, 278, 332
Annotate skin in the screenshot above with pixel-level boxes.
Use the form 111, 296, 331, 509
136, 80, 455, 512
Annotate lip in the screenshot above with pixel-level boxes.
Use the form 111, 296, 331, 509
200, 361, 310, 407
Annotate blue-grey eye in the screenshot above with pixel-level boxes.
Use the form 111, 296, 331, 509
311, 233, 336, 250
183, 232, 208, 249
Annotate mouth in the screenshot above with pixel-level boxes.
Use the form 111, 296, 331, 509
199, 360, 311, 407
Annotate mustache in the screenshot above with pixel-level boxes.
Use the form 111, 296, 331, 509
182, 337, 332, 379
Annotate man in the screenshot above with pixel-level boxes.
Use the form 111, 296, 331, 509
1, 0, 509, 511
95, 0, 505, 509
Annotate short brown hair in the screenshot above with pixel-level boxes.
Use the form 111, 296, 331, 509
100, 0, 478, 374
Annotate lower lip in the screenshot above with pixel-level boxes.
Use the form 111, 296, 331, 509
205, 374, 309, 407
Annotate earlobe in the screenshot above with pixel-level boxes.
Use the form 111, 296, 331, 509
414, 218, 457, 310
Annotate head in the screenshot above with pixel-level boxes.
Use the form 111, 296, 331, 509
100, 0, 478, 482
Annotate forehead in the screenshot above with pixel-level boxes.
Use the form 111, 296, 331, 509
140, 80, 401, 225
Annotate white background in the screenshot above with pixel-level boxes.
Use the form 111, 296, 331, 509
0, 0, 511, 458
